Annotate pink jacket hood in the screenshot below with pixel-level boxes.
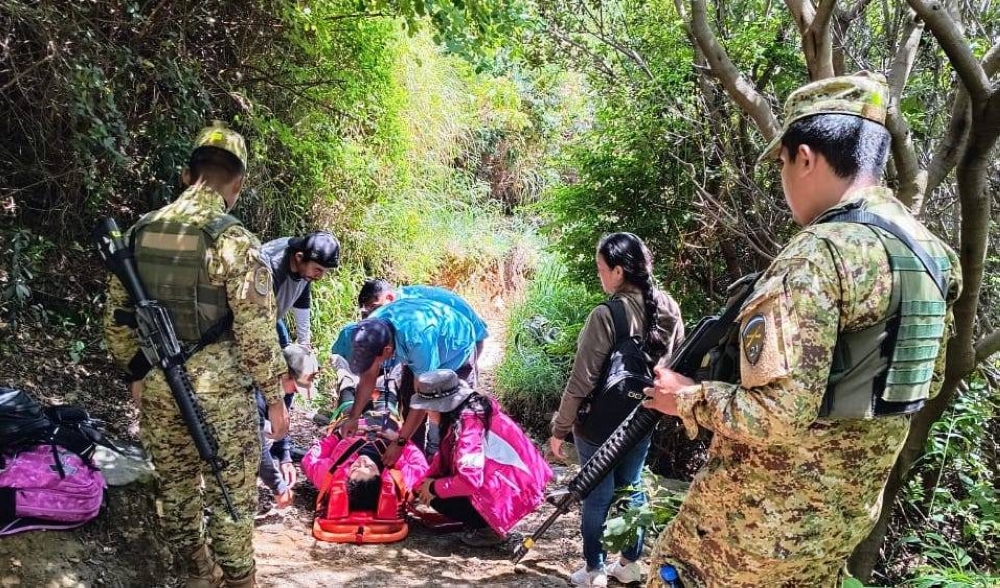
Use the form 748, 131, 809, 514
423, 396, 552, 535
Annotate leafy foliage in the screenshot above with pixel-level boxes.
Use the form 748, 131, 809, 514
883, 379, 1000, 584
494, 258, 602, 435
602, 471, 686, 554
0, 0, 571, 356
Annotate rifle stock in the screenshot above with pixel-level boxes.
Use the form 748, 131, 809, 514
95, 217, 238, 521
511, 274, 759, 564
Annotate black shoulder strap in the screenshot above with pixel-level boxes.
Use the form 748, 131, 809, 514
202, 213, 243, 241
329, 438, 367, 473
602, 299, 629, 344
181, 312, 234, 361
821, 209, 948, 299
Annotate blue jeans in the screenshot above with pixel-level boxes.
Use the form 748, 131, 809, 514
574, 433, 651, 570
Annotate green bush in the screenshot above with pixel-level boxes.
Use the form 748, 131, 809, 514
890, 377, 1000, 584
602, 471, 686, 554
494, 258, 602, 435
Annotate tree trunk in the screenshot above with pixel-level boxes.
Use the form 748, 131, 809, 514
850, 95, 999, 580
847, 375, 961, 578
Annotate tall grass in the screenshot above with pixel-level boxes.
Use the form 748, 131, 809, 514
494, 258, 603, 436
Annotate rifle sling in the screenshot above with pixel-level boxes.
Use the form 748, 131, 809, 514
126, 312, 234, 381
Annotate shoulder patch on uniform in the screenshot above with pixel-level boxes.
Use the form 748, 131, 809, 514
253, 266, 269, 296
742, 315, 766, 366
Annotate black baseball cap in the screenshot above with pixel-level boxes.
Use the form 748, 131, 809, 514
288, 231, 340, 268
348, 318, 394, 374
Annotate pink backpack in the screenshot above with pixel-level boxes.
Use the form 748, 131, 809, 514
0, 444, 106, 535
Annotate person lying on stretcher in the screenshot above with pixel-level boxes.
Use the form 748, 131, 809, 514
301, 356, 429, 510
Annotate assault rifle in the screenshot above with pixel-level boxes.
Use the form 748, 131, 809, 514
94, 218, 238, 521
511, 272, 760, 563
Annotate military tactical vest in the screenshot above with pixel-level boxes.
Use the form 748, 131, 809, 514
816, 200, 951, 419
131, 213, 242, 343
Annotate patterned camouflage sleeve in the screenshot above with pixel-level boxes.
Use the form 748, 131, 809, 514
103, 274, 141, 371
213, 226, 286, 404
673, 230, 861, 444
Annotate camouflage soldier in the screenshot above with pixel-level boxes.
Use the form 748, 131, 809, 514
104, 122, 290, 588
642, 73, 962, 587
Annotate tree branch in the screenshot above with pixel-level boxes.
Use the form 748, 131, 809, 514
887, 11, 923, 99
812, 0, 837, 32
783, 0, 814, 35
689, 0, 780, 139
925, 39, 1000, 195
0, 52, 54, 93
806, 0, 837, 79
546, 25, 618, 82
976, 329, 1000, 364
983, 40, 1000, 77
783, 0, 835, 79
843, 0, 875, 19
830, 0, 874, 75
885, 10, 926, 210
906, 0, 990, 103
925, 87, 970, 195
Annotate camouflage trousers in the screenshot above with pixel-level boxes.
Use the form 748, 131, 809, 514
140, 349, 260, 579
645, 514, 846, 588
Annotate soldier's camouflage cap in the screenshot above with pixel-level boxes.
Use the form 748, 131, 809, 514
192, 120, 248, 173
759, 71, 889, 163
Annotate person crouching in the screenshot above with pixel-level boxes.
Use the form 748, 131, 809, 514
413, 369, 552, 547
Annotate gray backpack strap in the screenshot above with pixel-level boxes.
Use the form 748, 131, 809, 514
821, 209, 948, 298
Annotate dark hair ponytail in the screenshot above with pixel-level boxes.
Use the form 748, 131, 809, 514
439, 391, 493, 439
597, 232, 666, 356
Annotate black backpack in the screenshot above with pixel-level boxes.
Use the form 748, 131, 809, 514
576, 299, 656, 444
0, 387, 118, 473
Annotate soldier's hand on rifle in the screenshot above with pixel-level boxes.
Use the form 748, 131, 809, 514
268, 400, 289, 439
641, 365, 694, 417
549, 436, 568, 462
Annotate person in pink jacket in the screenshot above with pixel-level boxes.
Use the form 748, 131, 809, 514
414, 369, 553, 547
301, 391, 428, 510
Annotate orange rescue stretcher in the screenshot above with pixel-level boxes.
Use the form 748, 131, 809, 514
312, 436, 410, 544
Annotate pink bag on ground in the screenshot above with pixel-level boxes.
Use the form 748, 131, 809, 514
0, 444, 106, 536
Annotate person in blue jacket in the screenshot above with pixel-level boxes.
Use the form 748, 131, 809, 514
340, 297, 477, 467
357, 279, 489, 371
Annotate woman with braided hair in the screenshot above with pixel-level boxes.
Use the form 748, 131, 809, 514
549, 232, 685, 588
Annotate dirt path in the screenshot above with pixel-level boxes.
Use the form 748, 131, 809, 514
252, 316, 589, 587
253, 467, 583, 588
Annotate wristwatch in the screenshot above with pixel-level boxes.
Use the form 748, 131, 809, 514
395, 436, 408, 447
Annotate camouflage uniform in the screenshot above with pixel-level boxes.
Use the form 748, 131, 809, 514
647, 76, 963, 587
104, 124, 285, 581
